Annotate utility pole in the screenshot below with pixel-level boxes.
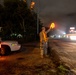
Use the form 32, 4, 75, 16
37, 0, 40, 34
30, 0, 40, 34
0, 27, 2, 32
37, 5, 40, 34
0, 27, 2, 41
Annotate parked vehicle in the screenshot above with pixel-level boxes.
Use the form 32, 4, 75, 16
0, 40, 21, 55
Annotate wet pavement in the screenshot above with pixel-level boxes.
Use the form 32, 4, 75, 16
49, 39, 76, 75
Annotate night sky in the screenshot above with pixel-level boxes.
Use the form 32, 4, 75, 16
30, 0, 76, 33
1, 0, 76, 33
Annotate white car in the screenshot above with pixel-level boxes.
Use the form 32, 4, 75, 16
0, 40, 21, 55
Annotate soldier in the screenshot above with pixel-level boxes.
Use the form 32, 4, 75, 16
39, 26, 50, 58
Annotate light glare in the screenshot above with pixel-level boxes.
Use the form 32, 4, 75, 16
70, 36, 76, 40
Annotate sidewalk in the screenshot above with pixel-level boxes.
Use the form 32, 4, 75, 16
21, 42, 57, 75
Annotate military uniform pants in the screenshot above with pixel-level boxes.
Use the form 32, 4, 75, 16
40, 41, 48, 57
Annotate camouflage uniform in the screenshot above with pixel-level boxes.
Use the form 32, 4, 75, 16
39, 28, 48, 58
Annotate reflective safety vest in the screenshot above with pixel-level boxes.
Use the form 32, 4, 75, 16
39, 31, 48, 42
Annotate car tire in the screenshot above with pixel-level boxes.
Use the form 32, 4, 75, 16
1, 47, 5, 55
1, 45, 11, 55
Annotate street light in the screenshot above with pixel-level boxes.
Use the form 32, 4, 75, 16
30, 1, 35, 10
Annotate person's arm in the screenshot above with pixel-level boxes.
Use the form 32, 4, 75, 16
46, 28, 51, 34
